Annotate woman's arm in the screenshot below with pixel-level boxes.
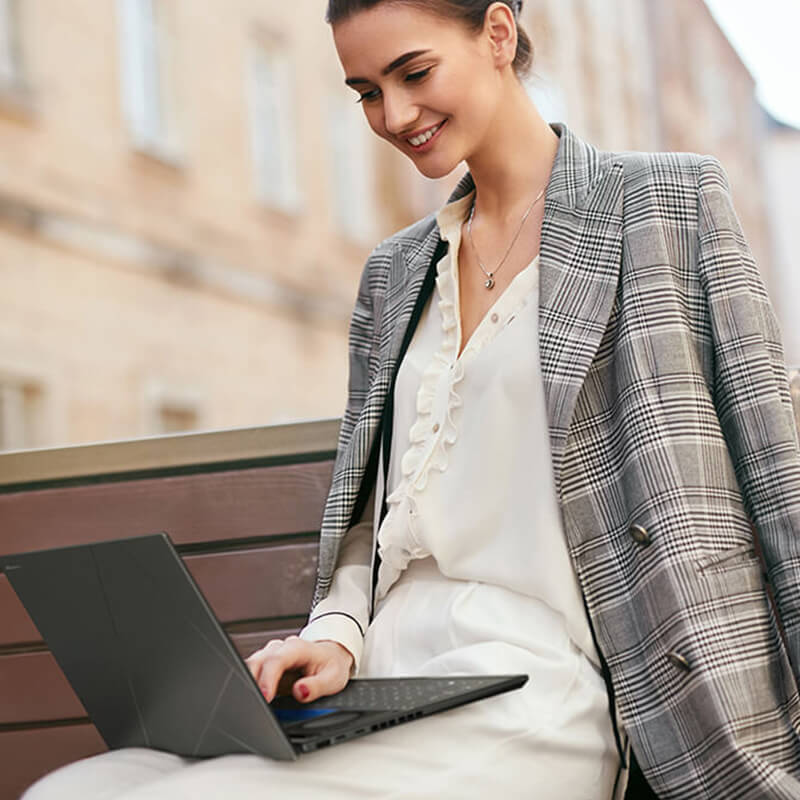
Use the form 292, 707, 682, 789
297, 241, 388, 676
298, 482, 375, 677
697, 155, 800, 673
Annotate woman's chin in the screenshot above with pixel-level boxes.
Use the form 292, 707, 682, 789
409, 157, 460, 181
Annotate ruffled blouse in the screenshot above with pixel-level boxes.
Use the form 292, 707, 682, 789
369, 190, 598, 665
301, 189, 599, 672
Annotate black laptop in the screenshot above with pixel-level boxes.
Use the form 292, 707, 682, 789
1, 533, 527, 759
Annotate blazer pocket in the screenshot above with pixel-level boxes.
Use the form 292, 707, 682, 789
695, 542, 761, 575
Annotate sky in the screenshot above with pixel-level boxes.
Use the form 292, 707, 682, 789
703, 0, 800, 129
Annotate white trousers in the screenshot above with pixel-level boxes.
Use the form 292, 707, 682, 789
23, 558, 621, 799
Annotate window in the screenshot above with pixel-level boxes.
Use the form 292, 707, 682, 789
328, 92, 374, 242
0, 0, 23, 90
117, 0, 181, 160
248, 38, 301, 212
0, 377, 43, 451
697, 59, 735, 139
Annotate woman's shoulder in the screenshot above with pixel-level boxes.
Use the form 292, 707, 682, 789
610, 145, 726, 197
369, 211, 439, 257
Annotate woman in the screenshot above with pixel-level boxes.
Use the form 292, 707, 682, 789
23, 2, 800, 799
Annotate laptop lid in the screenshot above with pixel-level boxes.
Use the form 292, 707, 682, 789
2, 533, 297, 760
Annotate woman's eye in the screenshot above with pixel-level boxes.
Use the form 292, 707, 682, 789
405, 68, 431, 82
355, 68, 431, 104
356, 88, 381, 104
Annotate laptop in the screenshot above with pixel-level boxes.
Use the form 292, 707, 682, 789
1, 533, 527, 760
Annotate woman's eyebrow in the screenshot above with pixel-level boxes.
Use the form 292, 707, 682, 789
345, 49, 432, 86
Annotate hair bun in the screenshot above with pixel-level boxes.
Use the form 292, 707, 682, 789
512, 0, 523, 16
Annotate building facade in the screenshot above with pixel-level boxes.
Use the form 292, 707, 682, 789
0, 0, 792, 452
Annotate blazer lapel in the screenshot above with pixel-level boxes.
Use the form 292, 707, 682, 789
327, 222, 443, 540
537, 124, 625, 493
378, 228, 443, 367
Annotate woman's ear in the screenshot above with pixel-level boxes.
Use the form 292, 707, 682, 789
484, 2, 518, 70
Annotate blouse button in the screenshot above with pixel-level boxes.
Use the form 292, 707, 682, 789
432, 423, 440, 433
491, 313, 499, 323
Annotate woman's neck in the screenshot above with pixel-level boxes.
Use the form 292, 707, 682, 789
465, 79, 559, 225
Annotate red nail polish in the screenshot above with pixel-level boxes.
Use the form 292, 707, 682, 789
299, 684, 310, 699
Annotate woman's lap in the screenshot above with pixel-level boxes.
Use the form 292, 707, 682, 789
24, 566, 620, 799
22, 649, 618, 800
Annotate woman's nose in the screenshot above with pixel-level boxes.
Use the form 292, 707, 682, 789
382, 91, 418, 137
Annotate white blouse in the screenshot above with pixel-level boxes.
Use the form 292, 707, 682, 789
300, 190, 599, 676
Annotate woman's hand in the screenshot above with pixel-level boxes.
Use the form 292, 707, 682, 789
245, 636, 354, 703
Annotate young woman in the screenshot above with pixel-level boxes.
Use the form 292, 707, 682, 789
23, 2, 800, 799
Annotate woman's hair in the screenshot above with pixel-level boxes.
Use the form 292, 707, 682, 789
325, 0, 534, 79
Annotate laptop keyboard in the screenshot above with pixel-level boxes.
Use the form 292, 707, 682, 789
305, 676, 510, 712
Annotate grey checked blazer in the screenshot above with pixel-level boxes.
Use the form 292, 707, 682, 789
310, 121, 800, 798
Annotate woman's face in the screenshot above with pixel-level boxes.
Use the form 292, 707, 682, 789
332, 3, 506, 179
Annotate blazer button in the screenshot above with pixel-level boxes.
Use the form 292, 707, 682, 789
666, 651, 691, 672
629, 524, 651, 546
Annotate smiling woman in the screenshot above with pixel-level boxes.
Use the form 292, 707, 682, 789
21, 2, 800, 800
331, 0, 535, 183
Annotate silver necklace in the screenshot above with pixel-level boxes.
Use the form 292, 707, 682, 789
466, 187, 545, 289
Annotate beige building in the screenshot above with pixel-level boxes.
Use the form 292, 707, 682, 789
0, 0, 791, 453
0, 0, 389, 451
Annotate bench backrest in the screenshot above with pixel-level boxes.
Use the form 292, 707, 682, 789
0, 419, 338, 799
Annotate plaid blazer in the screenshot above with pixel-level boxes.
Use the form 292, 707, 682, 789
310, 121, 800, 798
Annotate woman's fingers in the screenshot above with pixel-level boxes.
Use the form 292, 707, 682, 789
252, 636, 320, 701
244, 637, 284, 685
292, 657, 349, 703
244, 637, 353, 703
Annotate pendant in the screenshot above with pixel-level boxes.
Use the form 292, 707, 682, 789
485, 276, 495, 289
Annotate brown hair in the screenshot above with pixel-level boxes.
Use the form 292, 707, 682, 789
326, 0, 534, 79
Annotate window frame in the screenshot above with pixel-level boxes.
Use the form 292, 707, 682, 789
247, 34, 303, 214
116, 0, 183, 164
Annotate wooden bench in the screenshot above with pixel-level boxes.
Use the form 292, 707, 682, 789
0, 419, 339, 799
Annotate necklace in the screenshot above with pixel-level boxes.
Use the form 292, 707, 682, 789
466, 186, 545, 289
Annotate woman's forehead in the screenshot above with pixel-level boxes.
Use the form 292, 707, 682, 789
332, 4, 467, 74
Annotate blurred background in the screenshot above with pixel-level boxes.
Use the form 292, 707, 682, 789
0, 0, 798, 454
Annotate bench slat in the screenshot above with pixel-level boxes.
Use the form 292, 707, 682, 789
0, 628, 301, 725
0, 460, 333, 555
0, 543, 317, 647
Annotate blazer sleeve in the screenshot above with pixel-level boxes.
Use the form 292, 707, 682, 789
697, 154, 800, 673
298, 480, 374, 677
299, 242, 386, 676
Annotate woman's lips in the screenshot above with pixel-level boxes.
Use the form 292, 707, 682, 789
406, 119, 447, 152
